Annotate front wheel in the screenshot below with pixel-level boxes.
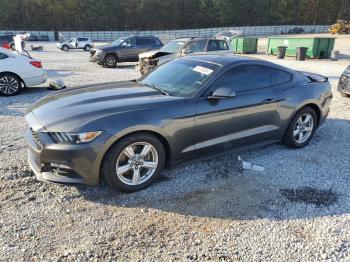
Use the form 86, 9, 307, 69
283, 107, 317, 148
102, 133, 166, 192
62, 45, 69, 51
103, 55, 117, 68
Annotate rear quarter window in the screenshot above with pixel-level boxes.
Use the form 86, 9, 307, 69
270, 69, 292, 86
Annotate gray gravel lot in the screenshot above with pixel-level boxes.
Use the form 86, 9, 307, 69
1, 35, 350, 261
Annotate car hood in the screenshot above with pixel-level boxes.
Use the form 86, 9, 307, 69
158, 53, 177, 65
26, 81, 184, 132
94, 44, 117, 51
139, 50, 173, 59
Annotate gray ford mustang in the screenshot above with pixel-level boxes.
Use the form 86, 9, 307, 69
25, 55, 332, 192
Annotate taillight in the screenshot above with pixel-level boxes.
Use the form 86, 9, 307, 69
30, 61, 42, 68
1, 42, 10, 49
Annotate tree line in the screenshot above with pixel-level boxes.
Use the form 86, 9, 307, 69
0, 0, 349, 31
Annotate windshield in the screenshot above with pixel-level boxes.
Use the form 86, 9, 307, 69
160, 40, 186, 53
111, 38, 126, 46
141, 59, 221, 97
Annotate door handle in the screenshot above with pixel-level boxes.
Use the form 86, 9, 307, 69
262, 98, 277, 104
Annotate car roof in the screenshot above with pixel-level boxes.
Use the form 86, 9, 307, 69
180, 54, 293, 71
181, 54, 256, 66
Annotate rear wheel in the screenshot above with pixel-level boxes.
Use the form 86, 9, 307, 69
10, 43, 15, 51
103, 54, 117, 68
102, 133, 166, 192
84, 45, 91, 51
62, 45, 69, 51
283, 107, 317, 148
0, 73, 21, 96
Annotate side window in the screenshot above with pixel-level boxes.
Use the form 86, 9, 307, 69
77, 38, 87, 42
210, 66, 271, 93
0, 52, 8, 60
270, 69, 292, 86
217, 40, 229, 50
207, 40, 229, 51
136, 38, 157, 46
183, 40, 207, 54
125, 38, 136, 47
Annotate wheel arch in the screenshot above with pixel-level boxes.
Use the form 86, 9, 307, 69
104, 52, 120, 62
98, 130, 172, 180
298, 103, 321, 126
0, 71, 26, 87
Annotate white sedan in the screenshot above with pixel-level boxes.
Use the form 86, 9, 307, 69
56, 37, 94, 52
0, 47, 47, 96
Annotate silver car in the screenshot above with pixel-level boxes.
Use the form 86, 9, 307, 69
137, 37, 233, 75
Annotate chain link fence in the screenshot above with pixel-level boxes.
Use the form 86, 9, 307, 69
0, 25, 330, 42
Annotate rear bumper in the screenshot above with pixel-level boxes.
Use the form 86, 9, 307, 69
24, 72, 47, 87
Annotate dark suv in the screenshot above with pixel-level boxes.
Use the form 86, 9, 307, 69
0, 35, 15, 50
90, 36, 163, 68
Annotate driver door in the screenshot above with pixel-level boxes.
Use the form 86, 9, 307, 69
194, 65, 281, 155
118, 37, 138, 62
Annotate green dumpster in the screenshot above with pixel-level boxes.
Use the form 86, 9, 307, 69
267, 37, 335, 59
232, 37, 258, 54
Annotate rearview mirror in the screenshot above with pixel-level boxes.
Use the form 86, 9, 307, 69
208, 87, 236, 99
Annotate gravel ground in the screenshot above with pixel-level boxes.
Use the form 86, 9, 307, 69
1, 35, 350, 261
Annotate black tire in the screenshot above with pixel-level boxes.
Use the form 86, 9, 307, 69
10, 43, 15, 51
0, 73, 22, 96
102, 133, 166, 192
103, 54, 117, 68
283, 107, 318, 148
340, 92, 350, 98
84, 45, 91, 51
62, 45, 69, 51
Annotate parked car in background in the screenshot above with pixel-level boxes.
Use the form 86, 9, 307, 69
90, 36, 163, 68
288, 27, 304, 34
0, 35, 15, 50
28, 34, 39, 41
338, 65, 350, 97
138, 37, 233, 75
215, 30, 243, 42
25, 55, 332, 192
0, 47, 47, 95
57, 37, 94, 51
38, 35, 49, 41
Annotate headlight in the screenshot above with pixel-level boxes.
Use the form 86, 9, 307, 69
50, 131, 103, 144
95, 49, 102, 55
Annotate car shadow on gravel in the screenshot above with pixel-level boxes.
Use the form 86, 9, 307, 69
76, 120, 350, 221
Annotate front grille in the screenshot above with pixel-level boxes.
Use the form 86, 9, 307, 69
343, 80, 350, 92
30, 128, 42, 146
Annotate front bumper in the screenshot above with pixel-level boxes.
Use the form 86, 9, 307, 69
89, 55, 103, 63
25, 114, 112, 185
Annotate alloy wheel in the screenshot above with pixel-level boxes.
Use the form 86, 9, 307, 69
293, 113, 314, 144
116, 142, 158, 186
0, 76, 20, 95
105, 57, 116, 67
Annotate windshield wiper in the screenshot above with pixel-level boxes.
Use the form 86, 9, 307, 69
143, 82, 170, 96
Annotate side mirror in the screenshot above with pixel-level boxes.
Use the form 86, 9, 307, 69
121, 42, 128, 48
181, 49, 187, 55
208, 87, 236, 99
